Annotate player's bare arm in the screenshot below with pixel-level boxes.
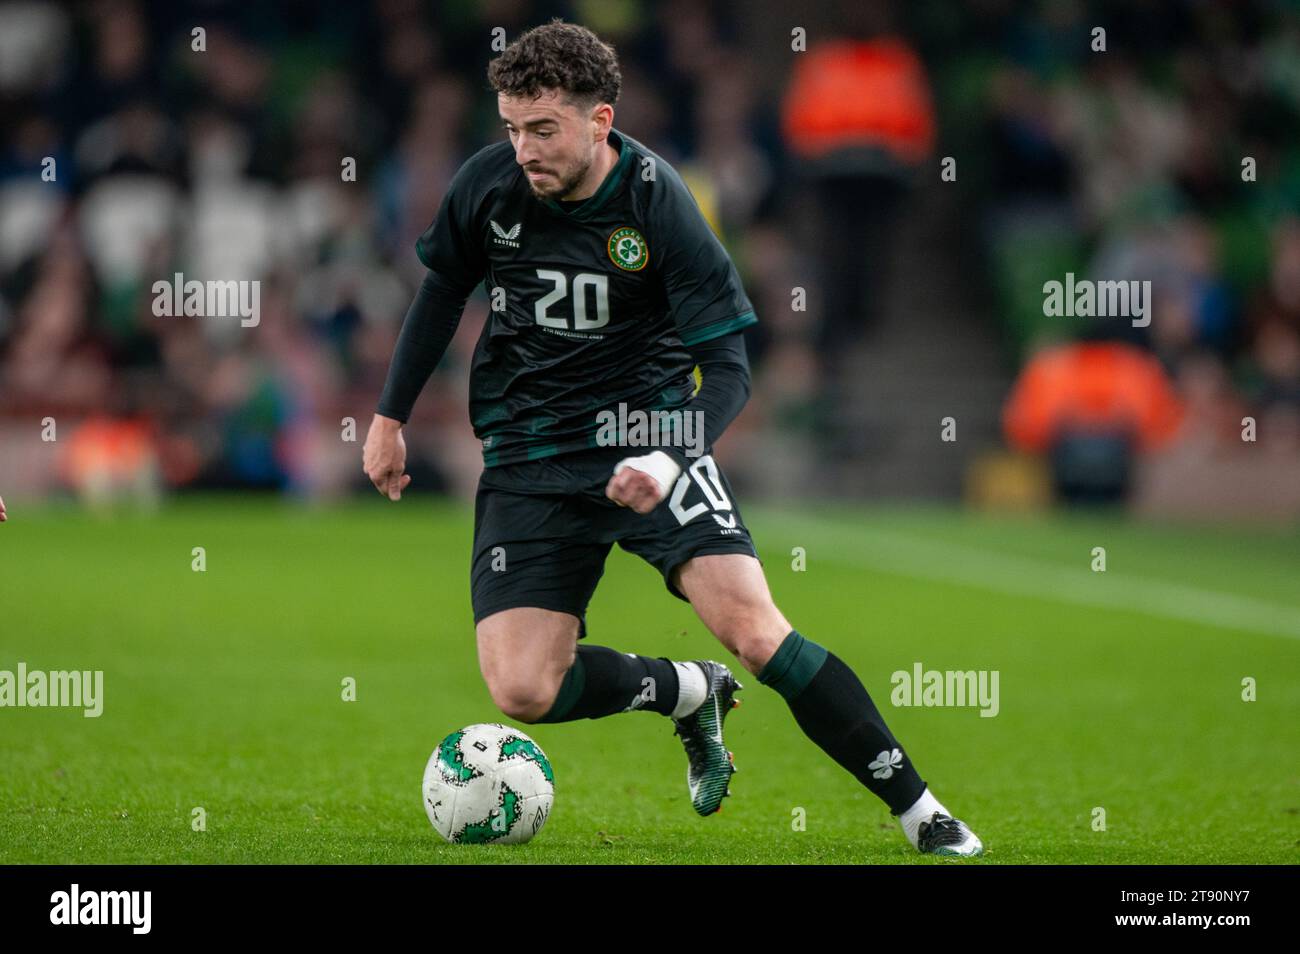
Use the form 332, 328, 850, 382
363, 413, 411, 501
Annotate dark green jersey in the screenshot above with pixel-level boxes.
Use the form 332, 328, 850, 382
416, 127, 757, 467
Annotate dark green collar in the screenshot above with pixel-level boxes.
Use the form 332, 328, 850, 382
540, 129, 632, 221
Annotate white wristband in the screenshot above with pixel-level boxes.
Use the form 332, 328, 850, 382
613, 450, 682, 498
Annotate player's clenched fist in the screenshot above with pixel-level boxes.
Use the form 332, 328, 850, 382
605, 450, 682, 514
363, 414, 412, 501
0, 494, 7, 522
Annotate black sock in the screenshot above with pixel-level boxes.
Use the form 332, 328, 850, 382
758, 630, 926, 815
536, 645, 681, 722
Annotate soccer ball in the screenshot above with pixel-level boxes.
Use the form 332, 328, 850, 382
422, 723, 555, 844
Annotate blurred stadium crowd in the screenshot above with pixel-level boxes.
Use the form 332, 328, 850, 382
968, 0, 1300, 513
0, 0, 1297, 515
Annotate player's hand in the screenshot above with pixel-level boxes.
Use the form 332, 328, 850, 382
0, 494, 6, 522
605, 451, 682, 514
363, 414, 412, 501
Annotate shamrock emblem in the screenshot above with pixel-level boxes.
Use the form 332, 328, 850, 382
869, 748, 903, 780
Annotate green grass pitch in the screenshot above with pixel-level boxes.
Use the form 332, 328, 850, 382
1, 497, 1297, 863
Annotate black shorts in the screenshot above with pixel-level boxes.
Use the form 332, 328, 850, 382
470, 444, 759, 638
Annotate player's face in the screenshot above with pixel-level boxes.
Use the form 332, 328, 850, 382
499, 89, 604, 200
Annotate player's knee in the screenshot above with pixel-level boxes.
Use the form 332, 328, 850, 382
710, 599, 789, 670
489, 688, 554, 724
483, 673, 558, 724
737, 627, 787, 673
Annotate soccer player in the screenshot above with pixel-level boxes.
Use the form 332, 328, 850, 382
364, 20, 982, 857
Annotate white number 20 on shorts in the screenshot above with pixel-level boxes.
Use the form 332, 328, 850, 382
668, 455, 733, 526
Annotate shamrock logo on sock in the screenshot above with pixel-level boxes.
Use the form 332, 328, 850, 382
869, 748, 903, 780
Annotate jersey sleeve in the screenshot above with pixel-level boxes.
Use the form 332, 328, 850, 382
658, 330, 752, 468
652, 171, 757, 347
375, 269, 472, 423
415, 160, 488, 291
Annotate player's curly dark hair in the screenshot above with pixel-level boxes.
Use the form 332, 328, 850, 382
487, 19, 621, 109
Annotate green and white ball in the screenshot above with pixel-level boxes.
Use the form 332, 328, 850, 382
422, 723, 555, 844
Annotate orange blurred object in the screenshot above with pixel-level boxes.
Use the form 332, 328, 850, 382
61, 416, 159, 485
781, 38, 936, 165
1003, 342, 1186, 453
